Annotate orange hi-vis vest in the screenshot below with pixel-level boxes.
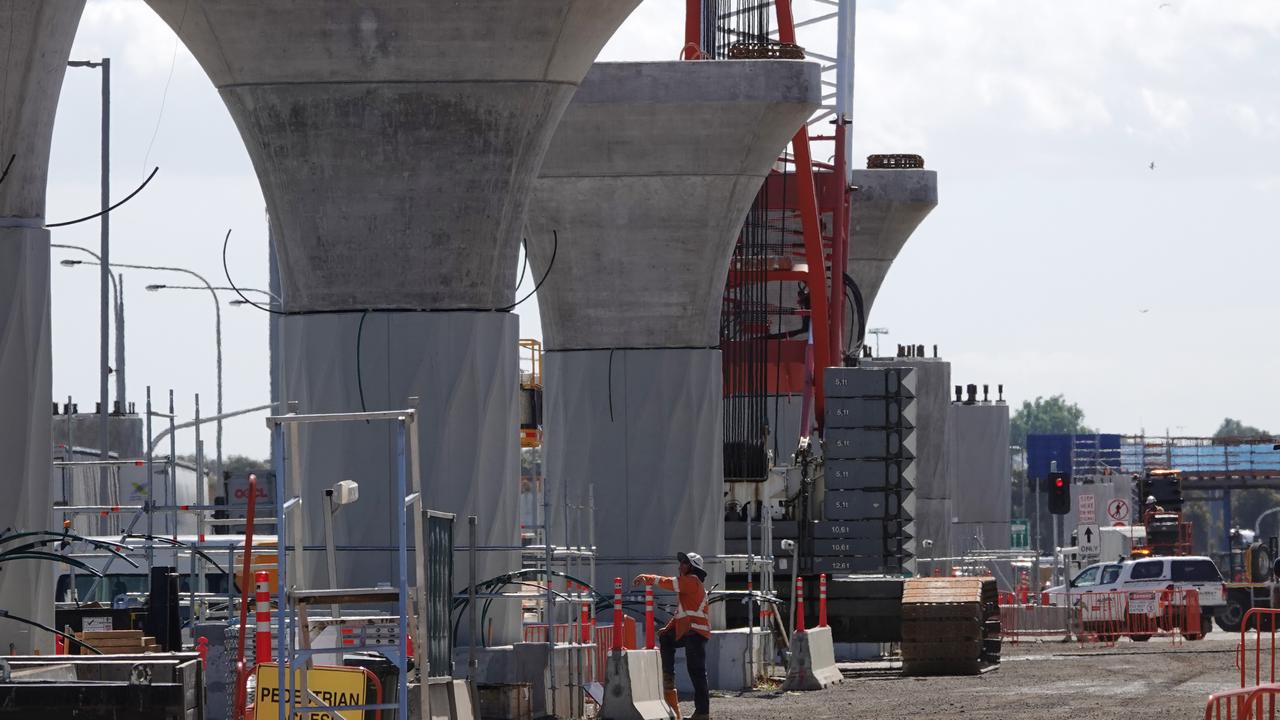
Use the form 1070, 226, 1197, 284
638, 573, 711, 640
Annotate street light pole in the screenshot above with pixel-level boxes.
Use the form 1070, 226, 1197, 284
53, 245, 125, 410
67, 57, 110, 487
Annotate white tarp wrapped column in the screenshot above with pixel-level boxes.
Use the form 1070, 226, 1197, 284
0, 227, 53, 653
544, 348, 724, 590
280, 311, 519, 640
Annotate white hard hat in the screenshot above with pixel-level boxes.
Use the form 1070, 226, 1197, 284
1146, 496, 1157, 503
678, 551, 707, 579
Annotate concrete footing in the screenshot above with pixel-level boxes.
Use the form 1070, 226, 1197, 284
408, 677, 477, 720
600, 649, 674, 720
781, 627, 843, 691
674, 627, 772, 693
454, 643, 595, 719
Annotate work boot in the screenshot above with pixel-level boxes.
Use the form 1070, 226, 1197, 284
689, 715, 710, 720
662, 674, 682, 719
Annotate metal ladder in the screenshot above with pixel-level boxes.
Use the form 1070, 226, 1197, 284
267, 401, 430, 720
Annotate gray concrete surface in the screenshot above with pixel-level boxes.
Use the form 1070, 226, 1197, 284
528, 60, 817, 601
527, 60, 821, 349
702, 634, 1239, 720
0, 0, 85, 655
847, 168, 938, 323
145, 0, 639, 311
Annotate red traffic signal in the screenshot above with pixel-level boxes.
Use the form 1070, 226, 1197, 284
1048, 471, 1070, 515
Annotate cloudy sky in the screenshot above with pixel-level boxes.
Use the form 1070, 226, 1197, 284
45, 0, 1280, 459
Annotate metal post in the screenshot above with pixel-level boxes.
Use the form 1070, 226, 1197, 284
746, 493, 755, 684
322, 489, 339, 617
98, 58, 111, 516
115, 275, 125, 409
394, 421, 409, 718
468, 516, 478, 683
543, 480, 556, 719
145, 387, 154, 573
168, 390, 177, 540
194, 393, 203, 620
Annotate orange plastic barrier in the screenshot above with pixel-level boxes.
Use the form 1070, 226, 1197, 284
1006, 589, 1201, 646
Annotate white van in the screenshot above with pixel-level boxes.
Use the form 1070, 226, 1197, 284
1046, 556, 1224, 638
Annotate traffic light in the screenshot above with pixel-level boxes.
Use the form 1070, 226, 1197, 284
1048, 471, 1070, 515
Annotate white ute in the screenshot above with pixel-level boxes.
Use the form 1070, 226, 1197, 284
1046, 556, 1224, 639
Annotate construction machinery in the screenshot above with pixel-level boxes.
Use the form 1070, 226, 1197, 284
1137, 469, 1194, 557
1215, 536, 1279, 632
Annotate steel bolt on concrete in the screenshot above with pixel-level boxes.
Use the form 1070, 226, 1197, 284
525, 60, 821, 591
0, 0, 85, 655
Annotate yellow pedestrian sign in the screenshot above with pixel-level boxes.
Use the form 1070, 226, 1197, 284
255, 663, 368, 720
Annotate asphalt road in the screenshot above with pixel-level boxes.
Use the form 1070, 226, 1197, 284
695, 632, 1244, 719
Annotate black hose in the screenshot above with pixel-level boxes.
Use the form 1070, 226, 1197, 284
0, 154, 14, 186
496, 230, 557, 313
356, 310, 370, 413
45, 167, 159, 228
0, 610, 103, 654
222, 229, 285, 315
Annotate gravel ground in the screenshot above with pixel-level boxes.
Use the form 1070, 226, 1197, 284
688, 631, 1242, 720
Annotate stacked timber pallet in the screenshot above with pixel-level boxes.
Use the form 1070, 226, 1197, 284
75, 629, 160, 655
900, 577, 1000, 675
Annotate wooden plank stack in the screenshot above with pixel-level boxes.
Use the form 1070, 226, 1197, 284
900, 577, 1001, 675
75, 629, 161, 655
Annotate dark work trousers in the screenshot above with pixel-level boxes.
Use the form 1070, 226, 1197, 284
658, 628, 709, 716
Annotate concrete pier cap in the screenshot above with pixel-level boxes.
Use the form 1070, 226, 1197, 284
0, 0, 86, 655
528, 60, 823, 348
526, 59, 820, 594
847, 167, 938, 320
144, 0, 640, 311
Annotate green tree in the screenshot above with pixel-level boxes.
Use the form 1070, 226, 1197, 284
1009, 394, 1093, 448
1213, 418, 1271, 441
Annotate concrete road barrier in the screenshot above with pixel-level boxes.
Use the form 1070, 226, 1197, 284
781, 626, 844, 691
600, 649, 676, 720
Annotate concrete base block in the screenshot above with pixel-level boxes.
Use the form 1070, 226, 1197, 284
833, 642, 895, 662
674, 627, 772, 693
781, 627, 843, 691
409, 677, 476, 720
600, 649, 675, 720
454, 643, 593, 719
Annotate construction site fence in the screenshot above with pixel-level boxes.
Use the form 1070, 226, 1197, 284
1204, 683, 1280, 720
1239, 609, 1280, 690
1001, 589, 1201, 646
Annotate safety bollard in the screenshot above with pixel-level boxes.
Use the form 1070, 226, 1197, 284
254, 570, 271, 665
645, 582, 655, 650
197, 636, 209, 665
613, 577, 624, 653
795, 576, 806, 633
819, 574, 828, 627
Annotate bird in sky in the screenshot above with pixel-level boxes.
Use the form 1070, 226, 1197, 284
1139, 308, 1151, 314
1149, 162, 1156, 170
1158, 3, 1173, 9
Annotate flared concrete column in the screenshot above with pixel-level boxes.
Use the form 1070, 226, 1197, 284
145, 2, 638, 639
0, 0, 84, 654
526, 60, 821, 591
847, 168, 938, 319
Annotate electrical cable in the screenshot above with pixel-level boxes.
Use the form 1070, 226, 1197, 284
607, 348, 616, 422
515, 237, 529, 292
222, 228, 285, 315
356, 310, 370, 414
141, 0, 189, 172
495, 230, 557, 313
44, 167, 159, 228
0, 610, 103, 654
0, 153, 14, 186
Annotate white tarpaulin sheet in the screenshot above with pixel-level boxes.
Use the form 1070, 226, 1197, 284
544, 348, 725, 592
280, 311, 520, 640
0, 227, 54, 653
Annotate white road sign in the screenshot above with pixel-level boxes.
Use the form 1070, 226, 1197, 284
1078, 493, 1096, 524
1078, 523, 1100, 556
1107, 497, 1130, 523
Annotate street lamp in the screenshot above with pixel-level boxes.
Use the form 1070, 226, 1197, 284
868, 327, 889, 358
62, 258, 224, 486
55, 248, 126, 410
148, 284, 280, 305
66, 57, 111, 494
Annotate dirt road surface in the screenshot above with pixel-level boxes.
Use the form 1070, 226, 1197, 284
690, 632, 1243, 719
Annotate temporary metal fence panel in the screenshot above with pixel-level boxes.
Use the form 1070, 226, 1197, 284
1204, 683, 1280, 720
424, 510, 455, 678
1239, 609, 1280, 691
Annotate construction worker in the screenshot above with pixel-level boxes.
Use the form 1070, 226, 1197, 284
634, 551, 711, 720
